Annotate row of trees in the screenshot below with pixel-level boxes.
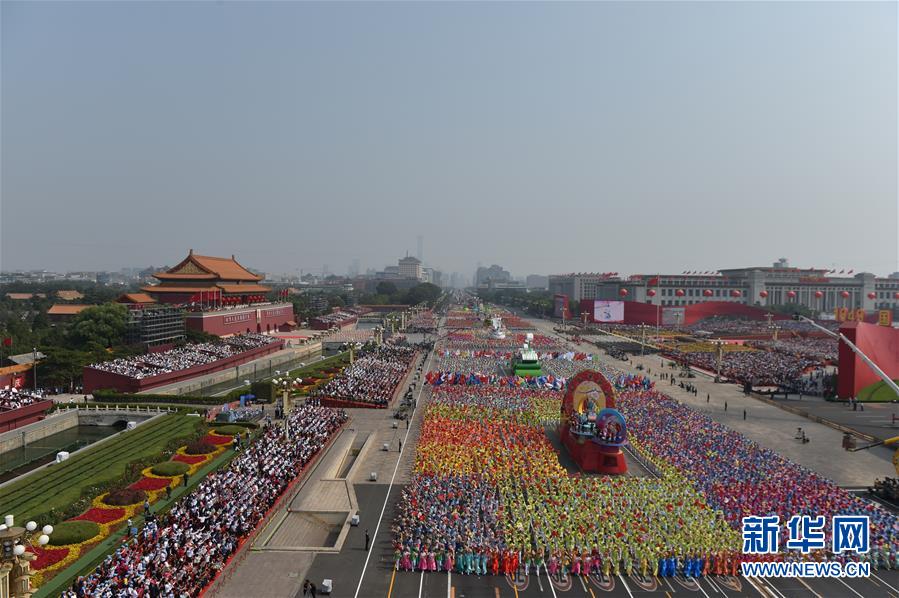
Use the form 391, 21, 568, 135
477, 288, 554, 316
2, 280, 444, 391
359, 282, 442, 306
8, 303, 136, 391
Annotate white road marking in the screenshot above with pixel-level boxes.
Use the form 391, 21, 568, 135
744, 576, 771, 598
760, 577, 788, 598
872, 571, 899, 594
447, 570, 451, 598
545, 564, 557, 598
695, 578, 712, 598
618, 573, 635, 598
796, 576, 823, 598
418, 570, 425, 598
353, 349, 435, 598
837, 578, 865, 598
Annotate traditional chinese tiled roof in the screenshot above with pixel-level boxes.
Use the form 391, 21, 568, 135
47, 304, 91, 315
153, 250, 262, 282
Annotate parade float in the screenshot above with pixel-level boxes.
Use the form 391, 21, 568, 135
511, 332, 542, 377
560, 369, 628, 474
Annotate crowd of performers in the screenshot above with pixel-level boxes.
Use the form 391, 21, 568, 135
393, 381, 739, 579
392, 318, 899, 581
619, 390, 899, 568
72, 405, 347, 597
311, 343, 415, 406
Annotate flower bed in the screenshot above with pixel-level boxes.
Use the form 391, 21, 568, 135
203, 433, 234, 446
74, 507, 126, 525
129, 476, 174, 491
30, 546, 70, 570
29, 427, 235, 588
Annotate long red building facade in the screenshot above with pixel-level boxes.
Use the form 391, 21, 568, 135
83, 339, 284, 393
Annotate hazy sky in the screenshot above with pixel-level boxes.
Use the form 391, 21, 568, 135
2, 1, 896, 279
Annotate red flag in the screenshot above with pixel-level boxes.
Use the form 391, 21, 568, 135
3, 338, 11, 347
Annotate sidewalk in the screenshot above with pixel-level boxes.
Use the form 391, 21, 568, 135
763, 393, 899, 442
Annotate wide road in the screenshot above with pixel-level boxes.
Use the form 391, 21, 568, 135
344, 312, 899, 598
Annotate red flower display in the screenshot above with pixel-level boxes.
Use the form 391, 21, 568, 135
74, 507, 126, 525
203, 434, 233, 446
30, 546, 70, 569
129, 477, 172, 491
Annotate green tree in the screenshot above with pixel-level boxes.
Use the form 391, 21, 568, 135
38, 347, 91, 391
376, 281, 398, 296
67, 303, 128, 348
406, 283, 442, 305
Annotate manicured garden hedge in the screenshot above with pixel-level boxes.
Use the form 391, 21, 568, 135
47, 521, 100, 546
150, 461, 190, 477
210, 424, 251, 436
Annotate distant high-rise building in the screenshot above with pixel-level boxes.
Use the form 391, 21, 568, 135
399, 255, 424, 280
475, 264, 512, 287
422, 267, 443, 287
348, 258, 361, 278
526, 274, 549, 290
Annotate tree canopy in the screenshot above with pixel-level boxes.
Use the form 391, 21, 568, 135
68, 303, 129, 348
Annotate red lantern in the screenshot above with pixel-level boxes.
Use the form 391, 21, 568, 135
730, 290, 742, 297
619, 288, 629, 297
841, 291, 850, 298
787, 290, 797, 299
867, 292, 876, 300
703, 289, 713, 297
759, 290, 769, 299
814, 291, 824, 299
647, 289, 656, 297
675, 289, 685, 297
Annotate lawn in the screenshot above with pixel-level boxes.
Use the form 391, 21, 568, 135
858, 379, 899, 402
284, 351, 350, 379
0, 414, 202, 524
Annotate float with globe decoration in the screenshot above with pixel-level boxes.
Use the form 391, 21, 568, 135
560, 369, 628, 474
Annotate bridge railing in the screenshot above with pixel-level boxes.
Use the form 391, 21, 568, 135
55, 404, 175, 415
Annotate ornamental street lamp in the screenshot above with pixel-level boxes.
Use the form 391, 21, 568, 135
1, 515, 53, 598
273, 378, 291, 436
711, 339, 726, 382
